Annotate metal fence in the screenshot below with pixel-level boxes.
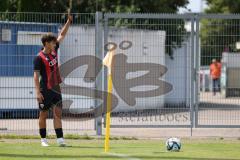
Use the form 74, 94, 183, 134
0, 12, 240, 136
103, 13, 193, 128
196, 14, 240, 128
0, 13, 97, 135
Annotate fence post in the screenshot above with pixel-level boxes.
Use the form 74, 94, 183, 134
95, 11, 103, 136
190, 16, 195, 136
103, 14, 109, 129
195, 15, 200, 128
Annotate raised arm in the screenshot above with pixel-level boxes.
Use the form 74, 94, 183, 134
57, 15, 72, 43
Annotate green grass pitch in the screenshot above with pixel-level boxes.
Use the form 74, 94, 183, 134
0, 139, 240, 160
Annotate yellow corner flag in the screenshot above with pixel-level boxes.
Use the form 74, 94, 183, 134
103, 49, 115, 75
103, 48, 115, 152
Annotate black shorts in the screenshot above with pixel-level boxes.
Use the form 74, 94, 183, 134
39, 87, 62, 111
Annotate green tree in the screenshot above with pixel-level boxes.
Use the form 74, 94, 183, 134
201, 0, 240, 65
0, 0, 189, 13
0, 0, 189, 57
205, 0, 240, 14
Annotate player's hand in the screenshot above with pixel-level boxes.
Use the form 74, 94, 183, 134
68, 15, 73, 22
37, 92, 44, 103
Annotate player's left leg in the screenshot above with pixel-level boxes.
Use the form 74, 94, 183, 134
52, 87, 67, 147
53, 105, 66, 147
51, 85, 66, 147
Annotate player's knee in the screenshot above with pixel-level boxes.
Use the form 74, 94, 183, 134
39, 116, 47, 121
53, 106, 62, 120
39, 112, 48, 120
53, 114, 62, 120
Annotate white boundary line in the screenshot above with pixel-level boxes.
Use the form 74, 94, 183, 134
106, 152, 141, 160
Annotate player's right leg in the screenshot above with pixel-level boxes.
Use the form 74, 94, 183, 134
39, 110, 49, 146
38, 90, 52, 147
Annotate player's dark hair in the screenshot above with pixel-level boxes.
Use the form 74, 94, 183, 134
41, 33, 57, 46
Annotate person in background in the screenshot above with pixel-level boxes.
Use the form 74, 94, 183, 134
210, 59, 222, 96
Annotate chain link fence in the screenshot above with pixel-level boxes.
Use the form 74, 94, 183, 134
0, 12, 96, 135
197, 15, 240, 127
0, 12, 240, 136
103, 13, 193, 128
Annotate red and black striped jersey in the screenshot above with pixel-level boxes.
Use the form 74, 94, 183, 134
33, 47, 62, 90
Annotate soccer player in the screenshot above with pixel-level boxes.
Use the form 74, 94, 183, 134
33, 15, 72, 147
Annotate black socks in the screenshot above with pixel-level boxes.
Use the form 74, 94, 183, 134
55, 128, 63, 138
39, 128, 46, 138
40, 128, 63, 138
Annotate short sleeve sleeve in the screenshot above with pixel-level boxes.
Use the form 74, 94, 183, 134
33, 56, 42, 71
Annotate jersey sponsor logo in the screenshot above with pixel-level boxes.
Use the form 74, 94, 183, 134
49, 56, 58, 66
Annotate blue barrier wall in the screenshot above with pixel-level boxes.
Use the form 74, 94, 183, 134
0, 22, 59, 76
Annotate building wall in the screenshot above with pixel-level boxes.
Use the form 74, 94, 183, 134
0, 22, 58, 76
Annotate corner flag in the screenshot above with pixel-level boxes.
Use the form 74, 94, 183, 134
103, 48, 115, 152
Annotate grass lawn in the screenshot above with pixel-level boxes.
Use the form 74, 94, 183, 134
0, 138, 240, 160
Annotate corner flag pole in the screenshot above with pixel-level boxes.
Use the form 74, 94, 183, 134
104, 74, 113, 152
102, 48, 115, 152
